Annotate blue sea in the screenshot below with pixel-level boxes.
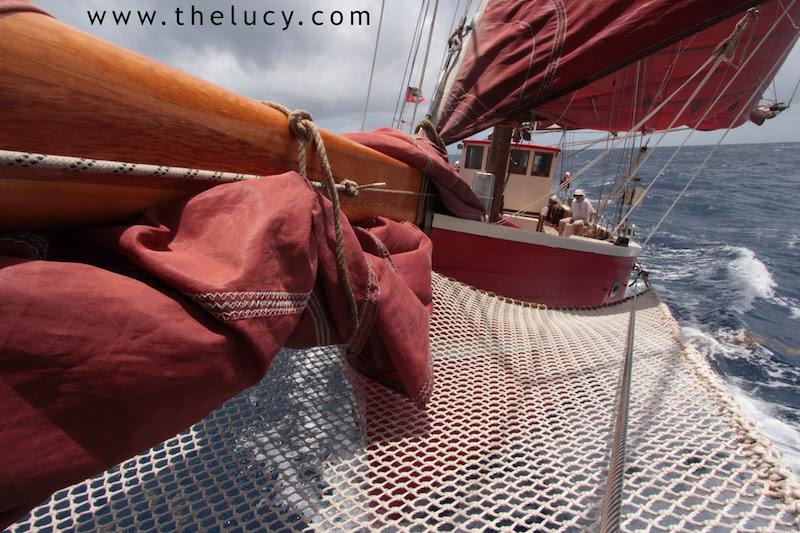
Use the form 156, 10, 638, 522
567, 142, 800, 474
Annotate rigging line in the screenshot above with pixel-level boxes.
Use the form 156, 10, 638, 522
501, 47, 717, 226
646, 36, 693, 119
789, 74, 800, 105
612, 0, 797, 235
397, 0, 431, 128
501, 45, 721, 225
603, 54, 728, 227
597, 67, 628, 217
0, 149, 392, 197
436, 0, 463, 74
599, 275, 641, 533
644, 11, 800, 246
609, 57, 728, 235
360, 0, 386, 131
392, 0, 427, 127
779, 0, 800, 28
409, 0, 441, 133
600, 62, 642, 219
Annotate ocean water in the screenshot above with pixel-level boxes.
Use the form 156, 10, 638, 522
567, 142, 800, 474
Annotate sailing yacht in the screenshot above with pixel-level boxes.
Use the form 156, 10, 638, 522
2, 0, 800, 530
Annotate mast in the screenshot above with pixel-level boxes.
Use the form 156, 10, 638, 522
487, 123, 514, 222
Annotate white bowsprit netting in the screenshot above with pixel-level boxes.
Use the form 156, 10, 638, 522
7, 274, 800, 532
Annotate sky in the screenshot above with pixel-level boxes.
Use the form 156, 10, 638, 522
35, 0, 800, 148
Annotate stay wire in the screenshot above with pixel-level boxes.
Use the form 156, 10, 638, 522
361, 0, 386, 131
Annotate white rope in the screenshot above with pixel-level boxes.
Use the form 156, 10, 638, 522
360, 0, 386, 131
0, 149, 384, 197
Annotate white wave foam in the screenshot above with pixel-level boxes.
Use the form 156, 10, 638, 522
726, 247, 776, 313
727, 386, 800, 474
788, 232, 799, 251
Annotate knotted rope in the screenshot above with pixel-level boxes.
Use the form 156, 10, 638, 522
261, 101, 360, 332
414, 119, 447, 151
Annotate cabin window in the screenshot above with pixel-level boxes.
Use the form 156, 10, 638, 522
465, 145, 484, 169
509, 149, 529, 175
531, 152, 554, 176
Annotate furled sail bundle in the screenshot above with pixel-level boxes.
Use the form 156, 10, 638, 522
433, 0, 795, 142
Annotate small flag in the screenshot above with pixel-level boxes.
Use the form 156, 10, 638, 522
405, 86, 425, 104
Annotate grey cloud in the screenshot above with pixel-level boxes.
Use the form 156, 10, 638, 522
36, 0, 466, 132
31, 1, 800, 143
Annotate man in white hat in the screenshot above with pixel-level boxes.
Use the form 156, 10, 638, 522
558, 189, 595, 236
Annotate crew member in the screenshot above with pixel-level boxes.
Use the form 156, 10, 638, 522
558, 189, 595, 236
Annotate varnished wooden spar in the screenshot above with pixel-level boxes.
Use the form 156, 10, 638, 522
0, 12, 423, 231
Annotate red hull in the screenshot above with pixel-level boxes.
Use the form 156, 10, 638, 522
431, 226, 638, 308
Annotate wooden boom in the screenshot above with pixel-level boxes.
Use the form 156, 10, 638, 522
0, 11, 423, 231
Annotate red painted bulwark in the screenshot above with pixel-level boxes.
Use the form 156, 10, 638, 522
431, 228, 635, 307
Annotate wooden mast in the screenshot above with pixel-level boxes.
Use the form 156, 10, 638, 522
487, 124, 515, 223
0, 11, 424, 231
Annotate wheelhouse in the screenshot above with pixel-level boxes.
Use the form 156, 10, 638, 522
456, 139, 561, 217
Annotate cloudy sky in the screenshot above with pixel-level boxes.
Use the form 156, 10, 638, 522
36, 0, 800, 147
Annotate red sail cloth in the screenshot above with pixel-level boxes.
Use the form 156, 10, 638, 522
344, 128, 485, 220
0, 174, 433, 528
436, 0, 764, 143
533, 0, 800, 132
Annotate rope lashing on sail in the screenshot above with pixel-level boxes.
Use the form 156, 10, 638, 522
266, 101, 361, 331
1, 100, 380, 333
0, 150, 385, 195
414, 119, 447, 150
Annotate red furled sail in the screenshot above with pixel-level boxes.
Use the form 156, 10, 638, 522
434, 0, 766, 143
532, 0, 800, 132
0, 175, 434, 528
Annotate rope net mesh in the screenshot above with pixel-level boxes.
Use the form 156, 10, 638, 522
7, 274, 800, 532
